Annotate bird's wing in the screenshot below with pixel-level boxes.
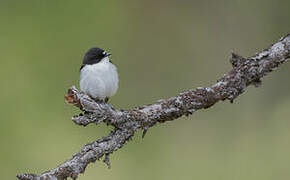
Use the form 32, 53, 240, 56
80, 64, 85, 71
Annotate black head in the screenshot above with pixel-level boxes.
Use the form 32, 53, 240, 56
82, 47, 112, 66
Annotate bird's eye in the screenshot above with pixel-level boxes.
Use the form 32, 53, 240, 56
102, 51, 107, 55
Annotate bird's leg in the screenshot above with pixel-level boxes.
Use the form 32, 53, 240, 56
93, 98, 104, 103
90, 96, 109, 104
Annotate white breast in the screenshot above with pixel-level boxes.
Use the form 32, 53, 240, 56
80, 57, 119, 100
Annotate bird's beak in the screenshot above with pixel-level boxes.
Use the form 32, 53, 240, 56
106, 52, 112, 57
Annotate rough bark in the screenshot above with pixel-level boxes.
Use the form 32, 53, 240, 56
17, 34, 290, 180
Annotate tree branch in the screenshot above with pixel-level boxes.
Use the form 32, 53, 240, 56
17, 34, 290, 180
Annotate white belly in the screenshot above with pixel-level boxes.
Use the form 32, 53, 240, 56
80, 57, 119, 100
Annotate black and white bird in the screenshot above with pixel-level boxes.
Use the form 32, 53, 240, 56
80, 47, 118, 103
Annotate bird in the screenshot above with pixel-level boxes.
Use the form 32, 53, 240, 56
79, 47, 119, 103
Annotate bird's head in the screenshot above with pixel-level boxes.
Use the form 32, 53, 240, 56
83, 47, 112, 65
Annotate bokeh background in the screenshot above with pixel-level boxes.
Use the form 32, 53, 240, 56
1, 0, 290, 179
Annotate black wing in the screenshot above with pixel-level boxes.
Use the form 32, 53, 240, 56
80, 64, 85, 71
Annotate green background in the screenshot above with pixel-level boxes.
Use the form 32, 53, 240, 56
1, 0, 290, 179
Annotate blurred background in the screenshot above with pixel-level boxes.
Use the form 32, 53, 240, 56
0, 0, 290, 179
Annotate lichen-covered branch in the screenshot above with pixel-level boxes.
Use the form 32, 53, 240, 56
17, 34, 290, 180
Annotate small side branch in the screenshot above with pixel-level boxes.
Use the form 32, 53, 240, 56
18, 34, 290, 180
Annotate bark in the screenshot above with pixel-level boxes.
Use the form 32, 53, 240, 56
17, 34, 290, 180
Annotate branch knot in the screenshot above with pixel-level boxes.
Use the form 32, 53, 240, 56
230, 52, 247, 68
